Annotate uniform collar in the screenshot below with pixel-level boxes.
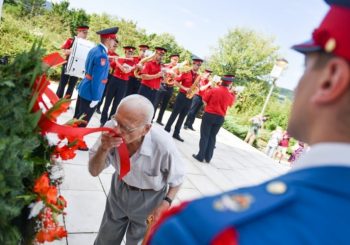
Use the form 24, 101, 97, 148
292, 143, 350, 172
99, 43, 108, 52
138, 128, 153, 157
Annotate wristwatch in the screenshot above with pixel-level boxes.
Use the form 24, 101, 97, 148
163, 196, 173, 206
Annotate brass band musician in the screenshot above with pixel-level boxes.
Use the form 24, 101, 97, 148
126, 44, 150, 96
154, 54, 180, 126
164, 56, 203, 142
184, 68, 213, 130
138, 47, 167, 104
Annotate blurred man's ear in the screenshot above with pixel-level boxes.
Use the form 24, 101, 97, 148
311, 57, 350, 105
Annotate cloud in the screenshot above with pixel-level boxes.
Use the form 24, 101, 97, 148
179, 7, 193, 15
184, 20, 195, 28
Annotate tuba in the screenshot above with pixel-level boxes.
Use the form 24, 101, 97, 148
133, 51, 156, 79
186, 74, 202, 99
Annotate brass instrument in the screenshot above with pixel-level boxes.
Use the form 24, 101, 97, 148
133, 52, 156, 78
186, 74, 202, 99
177, 60, 193, 74
209, 75, 221, 88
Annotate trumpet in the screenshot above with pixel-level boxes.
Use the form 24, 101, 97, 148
209, 75, 221, 88
133, 52, 156, 79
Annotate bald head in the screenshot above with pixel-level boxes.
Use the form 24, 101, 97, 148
117, 95, 154, 124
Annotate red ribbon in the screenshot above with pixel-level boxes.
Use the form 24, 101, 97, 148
33, 54, 131, 179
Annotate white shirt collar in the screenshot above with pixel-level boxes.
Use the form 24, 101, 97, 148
292, 143, 350, 171
100, 43, 108, 52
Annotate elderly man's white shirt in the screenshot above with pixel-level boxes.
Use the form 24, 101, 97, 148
90, 122, 185, 191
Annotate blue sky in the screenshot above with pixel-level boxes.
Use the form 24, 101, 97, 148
62, 0, 328, 90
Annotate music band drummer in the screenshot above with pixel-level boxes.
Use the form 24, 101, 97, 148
56, 25, 89, 99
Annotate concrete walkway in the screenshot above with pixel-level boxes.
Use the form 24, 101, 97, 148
47, 83, 290, 244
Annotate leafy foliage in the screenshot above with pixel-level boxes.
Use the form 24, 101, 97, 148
0, 43, 47, 243
208, 28, 279, 83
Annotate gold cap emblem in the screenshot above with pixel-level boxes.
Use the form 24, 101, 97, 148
325, 38, 336, 53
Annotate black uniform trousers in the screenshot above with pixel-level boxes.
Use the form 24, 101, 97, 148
138, 84, 158, 105
126, 76, 141, 96
154, 84, 174, 123
165, 92, 192, 136
56, 64, 79, 99
184, 94, 203, 128
96, 73, 112, 111
100, 75, 128, 125
73, 95, 96, 127
196, 112, 224, 162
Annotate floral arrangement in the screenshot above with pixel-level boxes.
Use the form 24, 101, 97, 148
0, 44, 113, 244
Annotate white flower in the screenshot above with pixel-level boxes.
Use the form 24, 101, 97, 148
28, 201, 44, 219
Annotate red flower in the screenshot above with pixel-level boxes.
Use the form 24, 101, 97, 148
54, 145, 76, 160
33, 173, 50, 195
55, 195, 67, 210
46, 186, 58, 204
54, 226, 68, 239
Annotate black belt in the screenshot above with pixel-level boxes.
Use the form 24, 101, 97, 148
122, 181, 154, 191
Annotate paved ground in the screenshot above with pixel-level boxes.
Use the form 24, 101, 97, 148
46, 83, 290, 244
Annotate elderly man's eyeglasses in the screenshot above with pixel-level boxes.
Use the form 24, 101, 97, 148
112, 118, 145, 134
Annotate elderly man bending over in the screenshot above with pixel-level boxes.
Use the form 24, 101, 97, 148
89, 94, 185, 245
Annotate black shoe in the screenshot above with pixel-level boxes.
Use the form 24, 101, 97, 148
173, 134, 184, 142
156, 121, 164, 126
164, 127, 170, 133
78, 146, 89, 151
96, 108, 101, 114
183, 125, 188, 130
188, 126, 195, 131
192, 154, 203, 162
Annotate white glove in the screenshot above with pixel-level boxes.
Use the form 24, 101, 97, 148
90, 100, 99, 108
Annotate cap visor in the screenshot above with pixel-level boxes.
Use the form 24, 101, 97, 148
292, 40, 322, 53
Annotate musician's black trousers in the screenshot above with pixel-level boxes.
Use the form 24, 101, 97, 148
196, 112, 224, 163
154, 84, 174, 123
100, 76, 128, 125
184, 94, 203, 128
126, 76, 141, 96
165, 92, 192, 136
56, 64, 78, 99
138, 84, 158, 105
73, 95, 96, 127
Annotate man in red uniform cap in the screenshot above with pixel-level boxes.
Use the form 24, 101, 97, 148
154, 54, 180, 126
126, 44, 150, 96
100, 46, 136, 126
164, 56, 203, 142
138, 47, 167, 104
192, 75, 235, 163
184, 68, 213, 130
56, 25, 89, 99
148, 0, 350, 244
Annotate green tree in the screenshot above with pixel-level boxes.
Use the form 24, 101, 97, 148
69, 8, 89, 36
148, 32, 191, 62
208, 27, 279, 83
18, 0, 46, 17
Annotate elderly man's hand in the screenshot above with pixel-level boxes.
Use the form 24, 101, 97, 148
100, 132, 123, 152
149, 200, 171, 223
